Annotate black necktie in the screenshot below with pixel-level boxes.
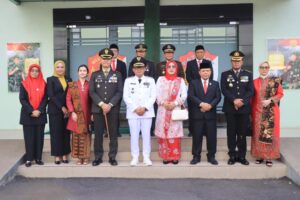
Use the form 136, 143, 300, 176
138, 79, 141, 84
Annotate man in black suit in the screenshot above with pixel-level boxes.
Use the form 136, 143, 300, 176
186, 45, 214, 137
188, 62, 221, 165
89, 48, 123, 166
109, 44, 127, 137
186, 45, 213, 83
155, 44, 185, 80
128, 43, 156, 79
220, 50, 254, 165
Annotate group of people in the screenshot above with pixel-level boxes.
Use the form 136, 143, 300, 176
19, 43, 283, 168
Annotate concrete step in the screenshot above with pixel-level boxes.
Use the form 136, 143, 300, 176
17, 160, 287, 179
42, 136, 252, 152
41, 151, 256, 162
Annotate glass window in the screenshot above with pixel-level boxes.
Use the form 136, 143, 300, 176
81, 27, 107, 38
118, 27, 131, 38
203, 27, 226, 37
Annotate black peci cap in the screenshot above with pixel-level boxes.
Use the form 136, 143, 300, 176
109, 43, 119, 50
199, 62, 211, 70
195, 45, 205, 51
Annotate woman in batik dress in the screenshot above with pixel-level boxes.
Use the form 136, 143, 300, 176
66, 64, 92, 165
251, 61, 284, 167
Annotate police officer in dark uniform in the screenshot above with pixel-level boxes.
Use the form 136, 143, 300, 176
89, 48, 123, 166
221, 50, 254, 165
155, 44, 185, 80
128, 43, 156, 79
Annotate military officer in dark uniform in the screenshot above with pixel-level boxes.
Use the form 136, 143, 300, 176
155, 44, 185, 80
186, 45, 214, 137
221, 50, 254, 165
89, 48, 123, 166
128, 43, 156, 79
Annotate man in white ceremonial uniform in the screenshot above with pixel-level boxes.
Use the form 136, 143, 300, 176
123, 57, 156, 166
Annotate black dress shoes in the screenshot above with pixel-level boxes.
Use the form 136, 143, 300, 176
239, 158, 249, 165
208, 158, 218, 165
190, 157, 201, 165
150, 131, 155, 137
109, 159, 118, 166
228, 157, 236, 165
163, 160, 171, 165
25, 161, 32, 167
54, 160, 60, 165
92, 159, 103, 166
62, 160, 69, 164
35, 160, 44, 165
172, 160, 179, 165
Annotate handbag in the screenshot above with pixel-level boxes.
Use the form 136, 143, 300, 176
171, 105, 189, 121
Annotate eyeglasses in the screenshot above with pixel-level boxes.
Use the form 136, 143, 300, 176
259, 66, 270, 69
30, 69, 40, 73
167, 64, 176, 69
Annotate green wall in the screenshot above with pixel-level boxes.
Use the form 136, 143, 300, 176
0, 0, 299, 138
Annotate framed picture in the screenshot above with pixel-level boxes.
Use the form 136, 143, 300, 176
7, 43, 40, 92
267, 38, 300, 89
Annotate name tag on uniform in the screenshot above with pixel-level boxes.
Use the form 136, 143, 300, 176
143, 82, 150, 88
240, 76, 249, 82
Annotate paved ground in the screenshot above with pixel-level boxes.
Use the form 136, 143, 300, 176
0, 177, 299, 200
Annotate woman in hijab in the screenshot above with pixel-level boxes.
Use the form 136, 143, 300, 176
19, 64, 47, 167
66, 64, 92, 165
47, 60, 72, 164
155, 61, 187, 165
251, 61, 284, 167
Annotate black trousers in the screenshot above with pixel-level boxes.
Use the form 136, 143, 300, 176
226, 113, 249, 158
93, 111, 118, 160
116, 99, 122, 134
187, 99, 193, 135
151, 102, 158, 134
49, 113, 71, 157
23, 125, 45, 161
192, 119, 217, 159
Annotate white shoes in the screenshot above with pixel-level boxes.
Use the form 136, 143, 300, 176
130, 157, 152, 166
143, 157, 152, 166
130, 157, 139, 166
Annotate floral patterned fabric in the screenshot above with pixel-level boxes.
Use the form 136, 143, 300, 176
155, 76, 187, 161
251, 77, 283, 160
154, 77, 187, 139
158, 138, 181, 161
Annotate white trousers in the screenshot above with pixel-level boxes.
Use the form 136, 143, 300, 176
128, 118, 152, 159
